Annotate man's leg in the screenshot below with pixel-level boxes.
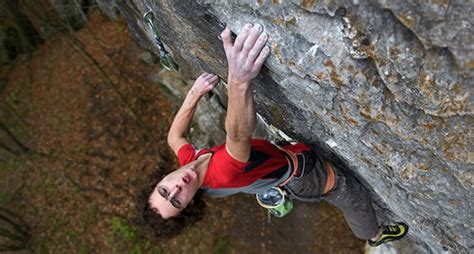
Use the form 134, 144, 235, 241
322, 164, 408, 246
322, 165, 380, 240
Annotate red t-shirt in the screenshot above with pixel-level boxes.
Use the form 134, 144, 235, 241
177, 139, 311, 196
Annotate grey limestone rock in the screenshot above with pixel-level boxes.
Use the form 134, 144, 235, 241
95, 0, 119, 20
49, 0, 88, 29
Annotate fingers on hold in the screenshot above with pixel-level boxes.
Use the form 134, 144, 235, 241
201, 73, 211, 79
197, 73, 206, 80
254, 46, 270, 66
242, 24, 265, 53
220, 27, 230, 38
234, 23, 253, 50
204, 73, 215, 80
263, 46, 270, 55
252, 23, 263, 34
221, 27, 233, 48
206, 79, 217, 90
203, 74, 219, 86
257, 32, 268, 44
208, 75, 219, 84
248, 32, 268, 60
244, 23, 253, 30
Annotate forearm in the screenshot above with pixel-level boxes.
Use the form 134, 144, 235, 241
225, 81, 256, 142
167, 72, 219, 154
167, 90, 201, 144
220, 23, 269, 161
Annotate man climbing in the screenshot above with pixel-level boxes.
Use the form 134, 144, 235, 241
138, 23, 408, 247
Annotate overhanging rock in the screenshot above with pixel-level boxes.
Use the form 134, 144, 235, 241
107, 1, 472, 253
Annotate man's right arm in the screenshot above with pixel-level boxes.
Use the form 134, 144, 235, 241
220, 23, 270, 162
167, 73, 219, 155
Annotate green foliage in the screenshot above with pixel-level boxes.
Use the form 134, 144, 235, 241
66, 231, 91, 254
110, 217, 135, 242
34, 238, 48, 254
0, 157, 23, 205
49, 217, 69, 236
109, 217, 162, 254
0, 190, 11, 205
213, 237, 228, 254
0, 156, 19, 173
6, 86, 21, 108
63, 160, 71, 172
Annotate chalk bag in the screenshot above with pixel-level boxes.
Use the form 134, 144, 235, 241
256, 187, 294, 217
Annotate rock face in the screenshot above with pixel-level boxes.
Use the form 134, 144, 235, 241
101, 1, 472, 253
50, 0, 89, 29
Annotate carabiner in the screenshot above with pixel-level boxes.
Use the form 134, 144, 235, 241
143, 11, 178, 71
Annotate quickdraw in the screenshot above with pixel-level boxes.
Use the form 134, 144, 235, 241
143, 10, 178, 71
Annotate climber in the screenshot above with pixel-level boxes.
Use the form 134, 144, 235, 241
137, 23, 408, 247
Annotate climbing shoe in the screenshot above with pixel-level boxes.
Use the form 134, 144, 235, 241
368, 222, 409, 247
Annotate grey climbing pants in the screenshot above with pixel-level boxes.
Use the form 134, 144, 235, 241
321, 164, 379, 240
284, 152, 379, 240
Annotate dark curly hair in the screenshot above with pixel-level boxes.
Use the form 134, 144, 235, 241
134, 169, 206, 239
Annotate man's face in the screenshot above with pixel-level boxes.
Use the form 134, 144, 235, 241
148, 161, 201, 219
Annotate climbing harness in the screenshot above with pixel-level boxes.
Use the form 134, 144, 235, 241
276, 145, 301, 187
143, 10, 178, 71
256, 144, 300, 219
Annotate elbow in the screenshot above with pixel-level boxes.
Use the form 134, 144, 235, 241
167, 132, 174, 148
168, 131, 186, 149
226, 132, 251, 143
225, 123, 252, 142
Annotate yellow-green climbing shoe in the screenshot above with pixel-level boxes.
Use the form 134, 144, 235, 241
368, 222, 409, 247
